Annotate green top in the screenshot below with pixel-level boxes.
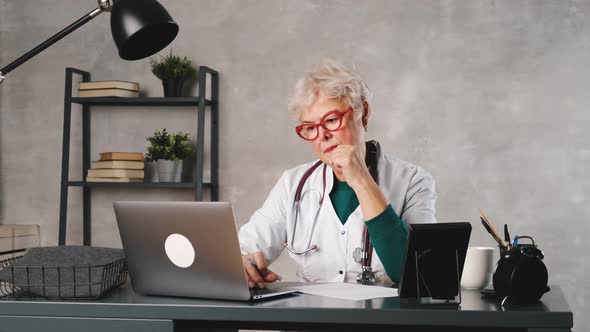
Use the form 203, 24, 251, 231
329, 176, 409, 282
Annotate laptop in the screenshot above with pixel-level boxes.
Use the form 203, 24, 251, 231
113, 201, 298, 301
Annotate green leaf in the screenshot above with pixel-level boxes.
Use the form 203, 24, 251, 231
148, 49, 197, 80
145, 128, 193, 161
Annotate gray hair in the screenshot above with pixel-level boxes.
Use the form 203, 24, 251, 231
288, 59, 372, 120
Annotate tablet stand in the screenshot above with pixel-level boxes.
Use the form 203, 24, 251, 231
414, 249, 462, 304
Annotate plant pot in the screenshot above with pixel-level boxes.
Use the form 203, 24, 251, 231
157, 160, 183, 183
162, 79, 185, 97
145, 161, 159, 183
174, 160, 183, 182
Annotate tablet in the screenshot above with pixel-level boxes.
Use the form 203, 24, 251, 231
398, 222, 472, 303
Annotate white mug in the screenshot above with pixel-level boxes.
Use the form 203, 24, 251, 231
461, 247, 495, 290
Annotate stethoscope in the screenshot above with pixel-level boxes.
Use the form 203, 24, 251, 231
281, 159, 376, 285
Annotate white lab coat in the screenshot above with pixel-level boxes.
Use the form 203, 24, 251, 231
238, 152, 437, 285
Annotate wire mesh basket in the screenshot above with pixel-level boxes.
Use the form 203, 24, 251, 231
0, 255, 127, 300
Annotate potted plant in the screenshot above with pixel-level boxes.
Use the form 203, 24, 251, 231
149, 49, 197, 97
145, 131, 168, 183
171, 131, 194, 161
145, 129, 194, 182
144, 154, 159, 183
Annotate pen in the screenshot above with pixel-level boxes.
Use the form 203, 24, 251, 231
246, 257, 258, 268
480, 217, 505, 247
513, 234, 519, 247
479, 209, 507, 248
504, 224, 511, 247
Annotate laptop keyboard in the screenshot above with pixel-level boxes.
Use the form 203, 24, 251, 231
250, 287, 277, 297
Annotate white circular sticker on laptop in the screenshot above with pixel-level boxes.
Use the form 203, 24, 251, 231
164, 233, 195, 268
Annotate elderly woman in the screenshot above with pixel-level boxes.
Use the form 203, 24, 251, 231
238, 60, 436, 289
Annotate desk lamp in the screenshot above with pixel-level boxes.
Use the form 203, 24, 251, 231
0, 0, 179, 85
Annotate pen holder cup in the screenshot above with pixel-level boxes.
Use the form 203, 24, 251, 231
492, 237, 550, 304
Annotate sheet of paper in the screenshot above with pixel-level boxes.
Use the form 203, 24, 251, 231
291, 283, 399, 300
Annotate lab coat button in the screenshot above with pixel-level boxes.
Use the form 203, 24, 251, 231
339, 270, 343, 275
340, 230, 346, 235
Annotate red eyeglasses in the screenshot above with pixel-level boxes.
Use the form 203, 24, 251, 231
295, 108, 351, 141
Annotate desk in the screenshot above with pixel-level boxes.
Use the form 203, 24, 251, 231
0, 282, 573, 332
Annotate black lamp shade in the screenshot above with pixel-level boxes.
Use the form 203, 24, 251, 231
110, 0, 179, 61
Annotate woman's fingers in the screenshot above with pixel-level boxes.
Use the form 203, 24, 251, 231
263, 271, 281, 282
242, 251, 282, 288
329, 145, 362, 173
241, 252, 281, 288
242, 255, 265, 288
250, 252, 269, 274
244, 270, 255, 288
328, 145, 373, 188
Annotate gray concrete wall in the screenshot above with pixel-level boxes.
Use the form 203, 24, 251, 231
1, 0, 587, 330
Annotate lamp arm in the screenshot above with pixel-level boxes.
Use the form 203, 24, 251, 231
0, 0, 112, 85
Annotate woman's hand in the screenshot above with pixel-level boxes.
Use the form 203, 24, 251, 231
328, 144, 389, 220
241, 251, 280, 288
327, 144, 371, 187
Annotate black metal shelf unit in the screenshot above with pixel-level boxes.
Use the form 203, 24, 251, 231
58, 67, 219, 246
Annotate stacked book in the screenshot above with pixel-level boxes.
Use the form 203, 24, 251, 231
78, 80, 139, 98
86, 152, 145, 183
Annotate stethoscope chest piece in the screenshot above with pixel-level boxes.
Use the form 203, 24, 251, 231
355, 225, 376, 285
357, 267, 376, 285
